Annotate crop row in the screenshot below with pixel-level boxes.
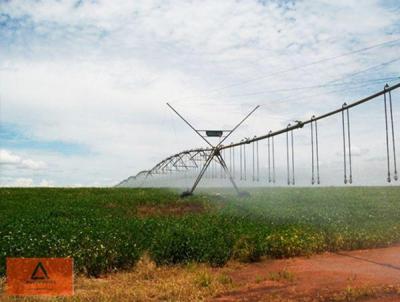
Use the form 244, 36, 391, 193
1, 214, 400, 276
1, 187, 399, 276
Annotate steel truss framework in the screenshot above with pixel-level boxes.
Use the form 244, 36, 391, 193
117, 83, 400, 195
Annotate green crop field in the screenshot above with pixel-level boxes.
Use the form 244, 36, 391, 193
1, 187, 400, 277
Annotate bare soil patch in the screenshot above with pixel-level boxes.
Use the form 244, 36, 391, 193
212, 245, 400, 302
136, 201, 207, 217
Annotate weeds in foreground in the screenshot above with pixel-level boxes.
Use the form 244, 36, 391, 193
268, 269, 295, 282
328, 285, 400, 302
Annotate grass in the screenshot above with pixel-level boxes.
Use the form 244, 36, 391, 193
1, 187, 400, 278
268, 269, 295, 282
330, 285, 400, 302
0, 256, 236, 301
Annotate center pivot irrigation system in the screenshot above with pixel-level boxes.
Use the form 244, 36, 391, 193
166, 102, 260, 197
118, 83, 399, 196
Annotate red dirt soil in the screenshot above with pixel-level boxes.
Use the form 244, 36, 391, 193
136, 202, 206, 217
212, 245, 400, 302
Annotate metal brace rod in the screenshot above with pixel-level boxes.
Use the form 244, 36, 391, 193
166, 102, 213, 147
165, 103, 260, 196
215, 153, 241, 195
181, 149, 216, 197
217, 105, 260, 146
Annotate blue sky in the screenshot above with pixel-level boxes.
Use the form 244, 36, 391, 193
0, 0, 399, 187
1, 123, 90, 155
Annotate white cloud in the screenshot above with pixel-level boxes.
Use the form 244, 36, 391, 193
0, 149, 46, 170
0, 149, 21, 164
0, 177, 55, 187
69, 183, 83, 187
336, 146, 369, 157
21, 159, 46, 170
10, 178, 34, 187
0, 1, 399, 186
39, 179, 54, 187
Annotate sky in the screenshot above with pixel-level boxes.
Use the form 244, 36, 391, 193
0, 0, 399, 187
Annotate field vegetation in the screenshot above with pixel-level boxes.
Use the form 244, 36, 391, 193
1, 187, 400, 277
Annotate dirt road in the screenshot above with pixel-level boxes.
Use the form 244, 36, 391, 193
1, 246, 399, 301
213, 245, 400, 302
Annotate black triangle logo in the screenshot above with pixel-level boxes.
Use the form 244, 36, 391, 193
31, 262, 49, 280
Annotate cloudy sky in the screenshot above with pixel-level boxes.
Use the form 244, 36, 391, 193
0, 0, 399, 187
